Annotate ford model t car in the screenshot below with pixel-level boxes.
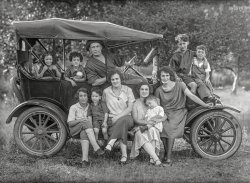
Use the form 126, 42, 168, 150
6, 18, 242, 160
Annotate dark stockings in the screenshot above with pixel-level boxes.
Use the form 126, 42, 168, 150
161, 137, 175, 162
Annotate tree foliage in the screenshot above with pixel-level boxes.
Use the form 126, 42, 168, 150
1, 0, 250, 76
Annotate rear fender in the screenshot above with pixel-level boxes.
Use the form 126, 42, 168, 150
6, 99, 69, 134
186, 105, 240, 126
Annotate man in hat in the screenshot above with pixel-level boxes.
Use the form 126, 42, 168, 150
85, 40, 147, 86
169, 34, 213, 103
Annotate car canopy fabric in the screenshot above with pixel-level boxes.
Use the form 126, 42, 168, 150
13, 18, 163, 42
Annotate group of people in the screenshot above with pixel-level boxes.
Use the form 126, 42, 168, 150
66, 35, 214, 167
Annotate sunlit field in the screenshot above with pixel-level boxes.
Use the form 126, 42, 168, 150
0, 86, 250, 182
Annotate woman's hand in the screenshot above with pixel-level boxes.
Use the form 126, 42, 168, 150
204, 78, 210, 85
111, 116, 119, 124
204, 103, 213, 108
43, 65, 48, 71
50, 65, 57, 70
147, 120, 156, 126
109, 114, 115, 118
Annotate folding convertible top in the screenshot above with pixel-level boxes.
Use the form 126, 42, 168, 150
13, 18, 163, 42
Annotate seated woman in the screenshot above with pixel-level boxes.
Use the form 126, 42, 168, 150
67, 87, 104, 166
102, 70, 135, 164
130, 82, 167, 166
155, 66, 212, 165
37, 53, 61, 79
65, 51, 86, 87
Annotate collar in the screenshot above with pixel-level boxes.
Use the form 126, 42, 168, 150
76, 102, 89, 110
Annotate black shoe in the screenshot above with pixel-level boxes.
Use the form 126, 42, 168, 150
95, 148, 105, 156
119, 156, 127, 165
128, 130, 135, 139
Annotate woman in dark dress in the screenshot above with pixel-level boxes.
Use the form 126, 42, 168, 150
155, 66, 211, 165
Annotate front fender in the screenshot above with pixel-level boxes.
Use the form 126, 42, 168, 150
186, 105, 240, 126
6, 99, 68, 128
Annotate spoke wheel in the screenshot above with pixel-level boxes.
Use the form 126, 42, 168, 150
14, 107, 67, 157
191, 110, 242, 160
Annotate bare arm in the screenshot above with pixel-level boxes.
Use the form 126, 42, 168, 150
37, 66, 47, 78
92, 77, 106, 86
102, 113, 109, 127
112, 101, 133, 122
132, 105, 148, 126
150, 114, 168, 124
184, 88, 210, 107
65, 77, 77, 87
68, 118, 86, 127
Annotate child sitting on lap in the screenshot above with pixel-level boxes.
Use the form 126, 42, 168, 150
65, 51, 86, 87
140, 95, 164, 133
67, 87, 104, 166
89, 88, 109, 142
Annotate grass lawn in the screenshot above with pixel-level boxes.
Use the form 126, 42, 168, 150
0, 88, 250, 182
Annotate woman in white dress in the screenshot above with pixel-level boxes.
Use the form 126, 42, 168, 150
130, 82, 167, 166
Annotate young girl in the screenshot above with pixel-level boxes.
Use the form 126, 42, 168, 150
65, 51, 86, 87
90, 88, 109, 141
67, 87, 104, 166
191, 45, 214, 102
37, 53, 61, 79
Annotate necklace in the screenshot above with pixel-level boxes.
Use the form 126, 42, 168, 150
112, 86, 122, 100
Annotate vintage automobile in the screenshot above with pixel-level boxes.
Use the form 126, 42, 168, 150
6, 18, 242, 161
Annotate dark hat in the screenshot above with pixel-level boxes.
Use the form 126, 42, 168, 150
85, 40, 105, 51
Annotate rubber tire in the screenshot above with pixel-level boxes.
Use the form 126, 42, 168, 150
14, 107, 67, 157
190, 110, 242, 160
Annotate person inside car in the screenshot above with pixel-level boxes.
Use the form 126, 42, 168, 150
84, 40, 147, 87
37, 52, 61, 79
65, 51, 86, 87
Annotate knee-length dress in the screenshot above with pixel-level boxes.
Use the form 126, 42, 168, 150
102, 85, 135, 145
130, 99, 162, 159
155, 82, 188, 139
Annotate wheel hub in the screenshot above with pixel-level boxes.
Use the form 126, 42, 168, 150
35, 127, 46, 136
211, 132, 221, 141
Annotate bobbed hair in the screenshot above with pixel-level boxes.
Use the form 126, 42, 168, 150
91, 87, 103, 97
107, 69, 124, 84
157, 66, 176, 82
69, 51, 83, 62
74, 87, 89, 101
42, 52, 56, 65
136, 81, 151, 95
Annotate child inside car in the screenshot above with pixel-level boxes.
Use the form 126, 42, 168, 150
65, 51, 86, 87
37, 52, 61, 79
